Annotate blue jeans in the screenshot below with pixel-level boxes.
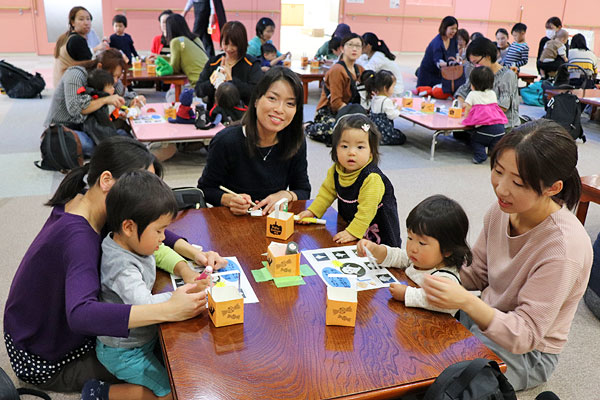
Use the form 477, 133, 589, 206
73, 129, 130, 158
469, 124, 505, 163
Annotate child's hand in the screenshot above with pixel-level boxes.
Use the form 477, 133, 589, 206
510, 66, 519, 74
356, 239, 387, 264
333, 229, 358, 244
261, 66, 270, 72
389, 283, 407, 301
296, 210, 316, 224
192, 277, 211, 293
104, 94, 125, 108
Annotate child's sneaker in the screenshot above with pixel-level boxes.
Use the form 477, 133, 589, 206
81, 379, 110, 400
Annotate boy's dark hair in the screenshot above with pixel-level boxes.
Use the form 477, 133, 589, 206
570, 33, 588, 51
456, 29, 470, 44
112, 14, 127, 27
406, 195, 472, 268
215, 82, 241, 109
328, 36, 342, 52
87, 69, 114, 92
47, 136, 160, 207
470, 32, 484, 41
331, 114, 380, 166
466, 37, 499, 63
106, 170, 177, 239
469, 66, 494, 92
261, 42, 277, 56
438, 16, 458, 36
242, 66, 303, 160
511, 23, 527, 34
256, 17, 275, 38
546, 17, 562, 28
371, 70, 396, 94
490, 119, 581, 211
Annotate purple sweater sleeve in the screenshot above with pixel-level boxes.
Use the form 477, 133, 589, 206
64, 230, 131, 338
165, 229, 183, 248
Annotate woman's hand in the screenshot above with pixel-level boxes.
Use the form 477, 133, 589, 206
130, 95, 146, 108
104, 94, 125, 108
333, 229, 358, 244
165, 284, 207, 321
223, 65, 233, 81
389, 283, 407, 301
356, 239, 386, 264
255, 190, 294, 215
195, 250, 228, 270
296, 210, 316, 224
222, 193, 254, 215
93, 41, 109, 53
421, 275, 472, 310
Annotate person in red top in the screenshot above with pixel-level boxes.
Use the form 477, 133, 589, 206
149, 10, 174, 61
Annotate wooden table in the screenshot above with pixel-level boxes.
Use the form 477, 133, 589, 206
291, 63, 329, 104
518, 72, 537, 86
576, 175, 600, 225
155, 201, 504, 400
545, 88, 600, 116
122, 66, 188, 102
130, 103, 223, 143
395, 98, 471, 161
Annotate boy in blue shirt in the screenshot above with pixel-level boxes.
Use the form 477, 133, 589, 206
501, 23, 529, 71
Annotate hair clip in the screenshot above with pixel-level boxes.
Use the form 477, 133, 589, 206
361, 123, 370, 132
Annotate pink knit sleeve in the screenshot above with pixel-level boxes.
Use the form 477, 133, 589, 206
482, 258, 585, 354
459, 206, 493, 291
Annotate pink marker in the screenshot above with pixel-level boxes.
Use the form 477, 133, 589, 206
195, 266, 213, 281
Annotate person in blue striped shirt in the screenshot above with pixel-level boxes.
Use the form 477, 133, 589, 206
501, 23, 529, 71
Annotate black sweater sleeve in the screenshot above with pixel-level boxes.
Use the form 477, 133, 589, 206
287, 139, 311, 200
197, 126, 238, 206
66, 34, 92, 61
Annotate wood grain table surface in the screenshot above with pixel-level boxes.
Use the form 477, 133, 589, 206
154, 201, 504, 400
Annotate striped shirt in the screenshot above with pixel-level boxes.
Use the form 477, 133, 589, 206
501, 42, 529, 68
460, 204, 593, 355
44, 66, 133, 128
568, 48, 598, 77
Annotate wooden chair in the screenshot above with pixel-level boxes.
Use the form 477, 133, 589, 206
576, 175, 600, 225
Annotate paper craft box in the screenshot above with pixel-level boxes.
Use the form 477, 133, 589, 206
266, 209, 294, 240
164, 104, 176, 120
421, 100, 435, 113
402, 91, 413, 108
266, 242, 300, 278
448, 99, 463, 118
326, 286, 357, 327
207, 285, 244, 327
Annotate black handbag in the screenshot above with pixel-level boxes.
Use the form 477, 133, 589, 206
0, 366, 50, 399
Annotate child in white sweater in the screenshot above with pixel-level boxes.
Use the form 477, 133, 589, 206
358, 194, 471, 315
364, 70, 406, 145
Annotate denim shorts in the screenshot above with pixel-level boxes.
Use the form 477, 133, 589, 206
96, 337, 171, 397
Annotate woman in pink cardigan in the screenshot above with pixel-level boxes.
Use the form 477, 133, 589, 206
422, 119, 593, 391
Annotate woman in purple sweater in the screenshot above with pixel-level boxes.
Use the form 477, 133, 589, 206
4, 137, 218, 398
422, 119, 593, 391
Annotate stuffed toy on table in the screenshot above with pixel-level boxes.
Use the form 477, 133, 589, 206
168, 88, 196, 124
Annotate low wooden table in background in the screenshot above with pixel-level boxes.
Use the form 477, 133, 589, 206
518, 72, 537, 86
545, 88, 600, 116
122, 67, 188, 102
155, 201, 504, 399
576, 175, 600, 225
291, 63, 329, 104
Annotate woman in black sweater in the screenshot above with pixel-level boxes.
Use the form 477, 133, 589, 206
197, 67, 310, 215
195, 21, 263, 110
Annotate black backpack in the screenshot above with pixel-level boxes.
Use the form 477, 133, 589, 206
544, 92, 586, 142
0, 366, 50, 399
34, 125, 84, 173
423, 358, 517, 400
171, 187, 207, 210
0, 60, 45, 99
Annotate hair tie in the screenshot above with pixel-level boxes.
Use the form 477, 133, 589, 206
361, 123, 370, 132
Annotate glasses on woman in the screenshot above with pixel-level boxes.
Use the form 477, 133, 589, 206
345, 43, 362, 49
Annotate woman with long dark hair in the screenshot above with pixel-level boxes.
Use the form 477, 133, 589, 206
422, 120, 593, 391
164, 13, 208, 86
358, 32, 404, 96
5, 136, 222, 396
197, 67, 310, 215
149, 9, 174, 60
